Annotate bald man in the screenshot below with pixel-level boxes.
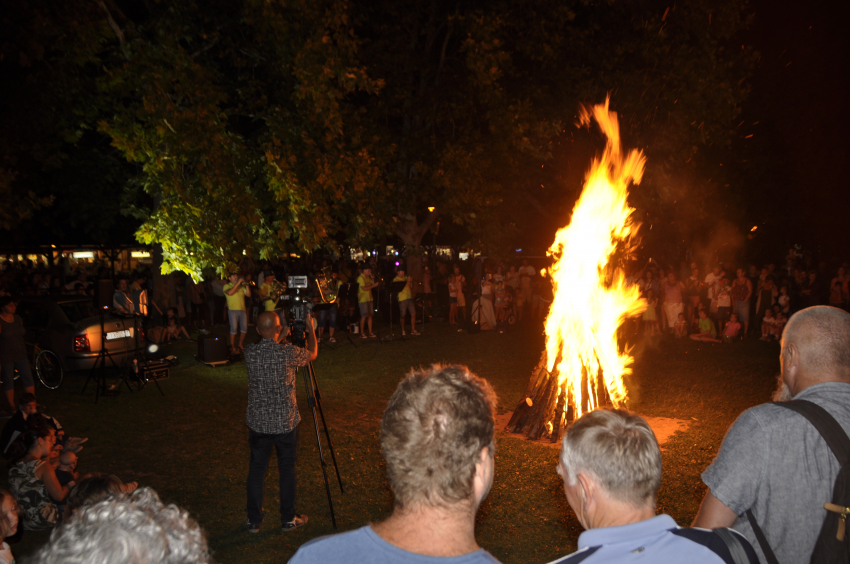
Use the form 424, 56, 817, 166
244, 311, 317, 533
694, 306, 850, 563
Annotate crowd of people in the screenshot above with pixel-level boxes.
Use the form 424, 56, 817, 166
0, 392, 154, 562
4, 252, 850, 563
631, 249, 847, 345
0, 253, 556, 359
0, 299, 845, 562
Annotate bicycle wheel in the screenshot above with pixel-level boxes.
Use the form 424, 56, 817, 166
35, 350, 63, 389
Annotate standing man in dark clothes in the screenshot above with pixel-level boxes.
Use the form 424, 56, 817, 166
243, 311, 317, 533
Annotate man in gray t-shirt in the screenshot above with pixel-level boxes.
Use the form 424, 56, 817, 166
289, 365, 501, 564
694, 306, 850, 564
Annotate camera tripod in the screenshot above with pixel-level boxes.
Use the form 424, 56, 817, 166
298, 354, 344, 527
82, 306, 135, 403
127, 313, 164, 396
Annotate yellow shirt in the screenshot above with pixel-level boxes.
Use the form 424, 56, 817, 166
223, 282, 247, 311
357, 274, 374, 303
393, 276, 412, 301
260, 282, 277, 311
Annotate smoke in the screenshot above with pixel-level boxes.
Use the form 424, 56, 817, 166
690, 220, 746, 269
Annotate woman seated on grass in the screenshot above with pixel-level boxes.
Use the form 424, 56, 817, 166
690, 309, 720, 343
7, 428, 74, 530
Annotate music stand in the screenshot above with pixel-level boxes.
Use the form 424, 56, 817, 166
380, 280, 409, 342
415, 292, 435, 333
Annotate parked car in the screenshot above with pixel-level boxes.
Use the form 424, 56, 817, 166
17, 296, 144, 372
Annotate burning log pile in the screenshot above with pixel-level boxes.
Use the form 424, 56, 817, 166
507, 354, 615, 441
507, 98, 647, 441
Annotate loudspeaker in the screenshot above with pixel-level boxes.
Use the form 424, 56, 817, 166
197, 335, 229, 363
95, 279, 114, 309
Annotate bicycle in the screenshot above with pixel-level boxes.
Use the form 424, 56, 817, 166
15, 342, 64, 390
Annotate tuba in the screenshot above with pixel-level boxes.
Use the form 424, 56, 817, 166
315, 266, 338, 304
268, 279, 287, 304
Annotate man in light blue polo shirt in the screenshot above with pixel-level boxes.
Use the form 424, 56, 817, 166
548, 409, 758, 564
288, 365, 501, 564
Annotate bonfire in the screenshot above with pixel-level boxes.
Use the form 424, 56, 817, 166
507, 98, 647, 441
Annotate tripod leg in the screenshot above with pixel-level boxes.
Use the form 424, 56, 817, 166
308, 363, 344, 493
152, 377, 165, 396
301, 365, 337, 528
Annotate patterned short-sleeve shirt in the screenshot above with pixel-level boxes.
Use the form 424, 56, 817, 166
244, 338, 310, 434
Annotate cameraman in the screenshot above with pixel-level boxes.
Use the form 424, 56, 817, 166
243, 310, 317, 533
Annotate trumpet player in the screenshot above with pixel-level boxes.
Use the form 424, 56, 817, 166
260, 271, 278, 310
224, 270, 251, 354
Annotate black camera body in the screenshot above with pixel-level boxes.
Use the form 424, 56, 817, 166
282, 275, 311, 346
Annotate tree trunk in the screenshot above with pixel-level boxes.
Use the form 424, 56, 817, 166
395, 210, 439, 289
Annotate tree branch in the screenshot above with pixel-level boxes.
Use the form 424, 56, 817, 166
96, 0, 126, 51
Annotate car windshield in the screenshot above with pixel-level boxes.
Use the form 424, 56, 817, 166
58, 300, 96, 323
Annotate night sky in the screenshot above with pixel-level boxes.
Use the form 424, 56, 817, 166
743, 0, 849, 254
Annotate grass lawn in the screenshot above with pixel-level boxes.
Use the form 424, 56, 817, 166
2, 319, 781, 563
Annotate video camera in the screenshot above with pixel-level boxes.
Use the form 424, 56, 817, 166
279, 275, 311, 346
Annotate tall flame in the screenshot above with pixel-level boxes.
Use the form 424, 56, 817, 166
543, 98, 647, 420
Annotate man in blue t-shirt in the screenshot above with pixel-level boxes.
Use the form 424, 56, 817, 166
288, 365, 501, 564
548, 409, 758, 564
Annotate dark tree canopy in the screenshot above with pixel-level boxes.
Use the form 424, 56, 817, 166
1, 0, 754, 276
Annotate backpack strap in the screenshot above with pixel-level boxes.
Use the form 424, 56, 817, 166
714, 527, 756, 564
745, 509, 780, 564
776, 400, 850, 466
746, 399, 850, 563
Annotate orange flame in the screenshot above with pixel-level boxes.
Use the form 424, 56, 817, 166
544, 98, 647, 420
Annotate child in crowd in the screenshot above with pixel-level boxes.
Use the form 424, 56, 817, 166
0, 395, 86, 459
55, 451, 79, 488
690, 309, 720, 342
777, 285, 790, 314
162, 308, 192, 342
642, 290, 659, 335
674, 313, 688, 338
0, 490, 17, 564
448, 275, 459, 325
494, 280, 507, 321
772, 305, 787, 340
721, 313, 742, 343
760, 308, 776, 341
64, 473, 138, 520
715, 278, 732, 333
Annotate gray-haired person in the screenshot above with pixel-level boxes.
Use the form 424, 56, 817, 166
694, 306, 850, 563
548, 409, 758, 564
28, 487, 212, 564
289, 364, 501, 563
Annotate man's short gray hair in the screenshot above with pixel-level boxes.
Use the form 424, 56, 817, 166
560, 409, 661, 507
381, 364, 497, 508
29, 487, 211, 564
783, 306, 850, 377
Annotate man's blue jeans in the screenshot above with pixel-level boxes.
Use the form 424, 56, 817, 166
247, 427, 298, 525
